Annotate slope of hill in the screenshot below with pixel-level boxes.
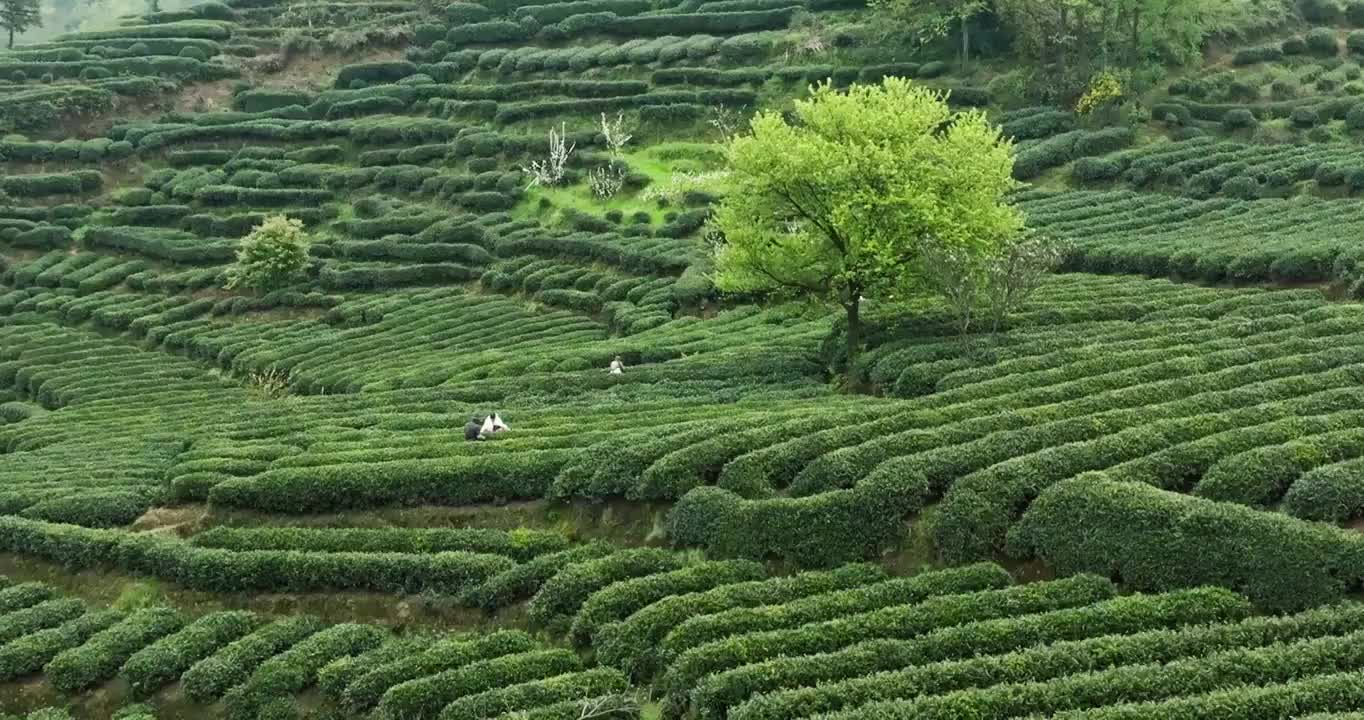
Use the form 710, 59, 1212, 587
5, 0, 1364, 717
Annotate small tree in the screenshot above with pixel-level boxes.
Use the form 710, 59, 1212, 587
522, 122, 574, 188
588, 165, 625, 199
921, 230, 1066, 336
599, 112, 632, 157
870, 0, 985, 68
919, 241, 991, 336
0, 0, 41, 50
226, 215, 312, 292
709, 78, 1022, 370
985, 231, 1067, 333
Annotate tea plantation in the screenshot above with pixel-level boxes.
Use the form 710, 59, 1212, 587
5, 0, 1364, 717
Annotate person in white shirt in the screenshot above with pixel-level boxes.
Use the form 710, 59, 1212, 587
608, 355, 625, 375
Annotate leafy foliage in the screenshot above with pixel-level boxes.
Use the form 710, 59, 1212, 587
710, 77, 1021, 366
225, 215, 312, 292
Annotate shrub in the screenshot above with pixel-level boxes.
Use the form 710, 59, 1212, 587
0, 611, 122, 681
340, 631, 535, 713
567, 560, 764, 647
45, 607, 184, 693
1, 173, 94, 198
446, 20, 531, 45
121, 611, 257, 698
0, 583, 56, 614
1307, 27, 1340, 56
20, 491, 153, 528
222, 623, 385, 720
658, 574, 1115, 705
459, 544, 613, 611
1283, 457, 1364, 521
1347, 103, 1364, 129
715, 587, 1253, 720
437, 668, 630, 720
1293, 106, 1322, 127
1351, 31, 1364, 55
374, 650, 581, 720
0, 599, 85, 646
225, 215, 311, 292
1223, 107, 1258, 129
334, 62, 417, 89
190, 527, 566, 562
527, 549, 684, 627
317, 637, 431, 701
1011, 474, 1364, 611
234, 89, 312, 113
918, 60, 948, 78
180, 616, 324, 703
1151, 101, 1192, 125
1002, 109, 1075, 140
446, 2, 491, 23
1221, 175, 1259, 199
595, 564, 884, 681
594, 8, 794, 37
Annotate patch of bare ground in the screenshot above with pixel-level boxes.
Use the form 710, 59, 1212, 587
131, 506, 207, 537
170, 78, 239, 114
242, 47, 408, 92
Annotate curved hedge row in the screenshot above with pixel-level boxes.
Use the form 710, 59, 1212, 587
0, 611, 122, 681
0, 599, 85, 646
189, 526, 569, 562
222, 623, 386, 720
459, 543, 614, 611
45, 607, 183, 693
721, 587, 1258, 720
659, 572, 1111, 703
656, 563, 1009, 672
436, 667, 630, 720
594, 563, 885, 681
181, 616, 324, 703
340, 630, 536, 713
0, 516, 516, 594
527, 548, 685, 627
567, 559, 764, 646
1011, 474, 1364, 611
120, 610, 258, 697
375, 649, 581, 720
816, 628, 1364, 719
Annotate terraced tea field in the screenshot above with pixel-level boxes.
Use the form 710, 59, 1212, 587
6, 0, 1364, 717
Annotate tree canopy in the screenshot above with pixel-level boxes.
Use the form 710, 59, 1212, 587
709, 77, 1023, 370
0, 0, 40, 49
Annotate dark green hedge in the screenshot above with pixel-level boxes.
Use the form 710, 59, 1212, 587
1010, 474, 1364, 611
723, 587, 1257, 720
180, 616, 324, 703
120, 610, 258, 697
45, 607, 183, 693
340, 630, 535, 713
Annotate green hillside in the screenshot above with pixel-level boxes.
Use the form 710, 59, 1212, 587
4, 0, 1364, 717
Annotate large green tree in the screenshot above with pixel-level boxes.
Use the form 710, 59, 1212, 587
0, 0, 40, 49
709, 77, 1022, 370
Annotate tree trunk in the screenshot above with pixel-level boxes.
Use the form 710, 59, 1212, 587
1130, 8, 1140, 63
960, 16, 970, 70
844, 298, 861, 376
1100, 1, 1110, 69
1056, 5, 1068, 68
